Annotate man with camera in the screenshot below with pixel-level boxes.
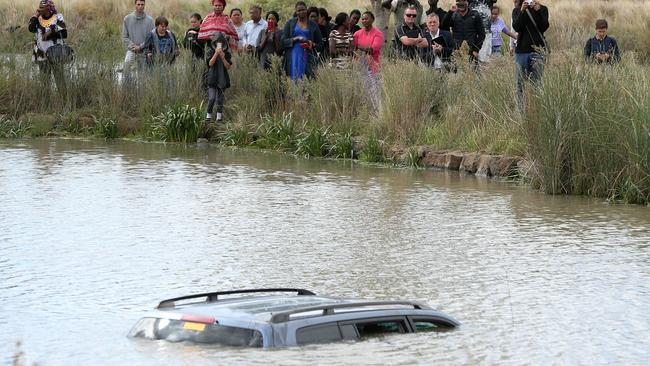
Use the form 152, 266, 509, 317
512, 0, 549, 106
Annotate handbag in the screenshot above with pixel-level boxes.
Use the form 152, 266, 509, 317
46, 34, 74, 65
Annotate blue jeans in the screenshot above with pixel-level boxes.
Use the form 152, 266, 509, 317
515, 52, 545, 106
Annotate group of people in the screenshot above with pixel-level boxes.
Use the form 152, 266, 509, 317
29, 0, 623, 120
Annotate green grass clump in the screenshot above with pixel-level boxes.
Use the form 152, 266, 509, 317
150, 103, 204, 143
329, 130, 355, 159
94, 115, 119, 139
360, 136, 384, 163
221, 123, 254, 147
254, 113, 297, 151
295, 125, 330, 158
0, 116, 29, 138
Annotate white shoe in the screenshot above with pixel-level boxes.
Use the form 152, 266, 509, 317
205, 113, 212, 121
216, 112, 223, 122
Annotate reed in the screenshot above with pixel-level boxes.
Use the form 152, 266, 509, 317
525, 55, 650, 203
379, 60, 445, 144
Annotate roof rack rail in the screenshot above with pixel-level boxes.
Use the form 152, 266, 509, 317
157, 288, 316, 309
269, 300, 431, 323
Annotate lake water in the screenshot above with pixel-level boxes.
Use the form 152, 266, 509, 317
1, 139, 649, 365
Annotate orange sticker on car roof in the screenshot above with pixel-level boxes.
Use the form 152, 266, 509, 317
183, 322, 206, 331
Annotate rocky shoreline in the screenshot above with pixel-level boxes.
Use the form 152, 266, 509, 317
356, 141, 530, 180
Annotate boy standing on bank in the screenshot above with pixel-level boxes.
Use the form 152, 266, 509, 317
584, 19, 620, 65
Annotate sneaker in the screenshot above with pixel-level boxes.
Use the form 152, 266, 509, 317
205, 113, 212, 121
216, 112, 223, 122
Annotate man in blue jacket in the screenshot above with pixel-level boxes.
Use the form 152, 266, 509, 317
584, 19, 620, 65
512, 0, 548, 106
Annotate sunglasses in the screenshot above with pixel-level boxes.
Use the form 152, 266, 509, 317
405, 14, 417, 18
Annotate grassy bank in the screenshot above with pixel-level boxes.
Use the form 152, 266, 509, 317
2, 49, 649, 204
1, 0, 649, 204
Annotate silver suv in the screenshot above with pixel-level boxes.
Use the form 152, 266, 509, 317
128, 288, 459, 348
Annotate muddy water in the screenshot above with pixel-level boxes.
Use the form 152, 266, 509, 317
1, 139, 649, 365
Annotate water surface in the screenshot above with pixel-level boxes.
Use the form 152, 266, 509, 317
1, 139, 649, 365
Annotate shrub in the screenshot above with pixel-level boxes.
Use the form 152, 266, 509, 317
254, 113, 297, 150
94, 115, 119, 139
150, 103, 204, 143
295, 125, 330, 157
360, 136, 384, 163
329, 130, 355, 159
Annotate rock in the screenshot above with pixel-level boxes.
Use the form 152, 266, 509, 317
446, 152, 464, 170
197, 138, 208, 143
460, 153, 479, 173
421, 149, 443, 168
476, 154, 496, 176
490, 156, 521, 178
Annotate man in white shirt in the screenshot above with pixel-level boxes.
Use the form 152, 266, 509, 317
421, 13, 454, 70
242, 5, 267, 54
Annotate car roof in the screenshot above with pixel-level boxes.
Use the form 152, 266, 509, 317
150, 289, 440, 324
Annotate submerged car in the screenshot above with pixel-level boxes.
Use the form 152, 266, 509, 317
128, 288, 459, 348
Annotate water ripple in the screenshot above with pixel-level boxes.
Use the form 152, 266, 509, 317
0, 139, 649, 365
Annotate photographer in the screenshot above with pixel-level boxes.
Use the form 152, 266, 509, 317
205, 32, 232, 122
584, 19, 620, 65
28, 0, 67, 92
512, 0, 548, 106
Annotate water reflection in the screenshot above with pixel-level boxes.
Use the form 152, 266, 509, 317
1, 139, 649, 365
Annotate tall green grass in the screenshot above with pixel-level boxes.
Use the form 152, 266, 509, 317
525, 56, 650, 203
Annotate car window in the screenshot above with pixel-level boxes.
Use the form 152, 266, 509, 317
354, 318, 407, 338
128, 317, 263, 347
296, 323, 342, 345
410, 317, 456, 332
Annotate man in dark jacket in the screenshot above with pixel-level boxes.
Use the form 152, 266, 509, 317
421, 13, 455, 69
512, 0, 548, 106
425, 0, 449, 30
442, 0, 485, 63
584, 19, 620, 65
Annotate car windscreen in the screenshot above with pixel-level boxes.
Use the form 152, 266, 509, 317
128, 317, 263, 347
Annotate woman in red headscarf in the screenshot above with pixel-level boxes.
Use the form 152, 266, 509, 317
198, 0, 239, 50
